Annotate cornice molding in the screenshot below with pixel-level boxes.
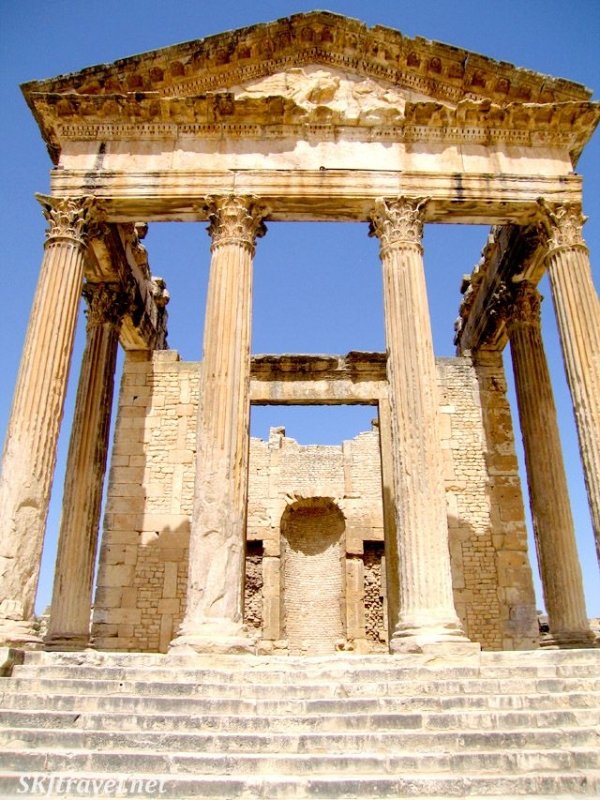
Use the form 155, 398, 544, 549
22, 12, 592, 107
28, 91, 600, 157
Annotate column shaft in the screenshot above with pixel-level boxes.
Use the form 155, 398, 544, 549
45, 283, 125, 650
170, 196, 266, 654
0, 197, 99, 644
542, 206, 600, 568
508, 282, 593, 646
370, 198, 472, 653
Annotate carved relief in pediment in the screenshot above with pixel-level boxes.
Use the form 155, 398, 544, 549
232, 66, 447, 125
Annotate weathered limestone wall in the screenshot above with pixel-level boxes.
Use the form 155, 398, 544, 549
439, 354, 538, 649
92, 349, 538, 652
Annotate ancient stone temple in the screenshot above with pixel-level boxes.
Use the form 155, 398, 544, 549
1, 11, 599, 659
2, 14, 600, 798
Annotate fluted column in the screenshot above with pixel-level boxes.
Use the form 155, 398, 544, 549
170, 196, 267, 655
369, 197, 472, 653
45, 282, 128, 650
0, 196, 100, 645
540, 203, 600, 568
507, 282, 593, 647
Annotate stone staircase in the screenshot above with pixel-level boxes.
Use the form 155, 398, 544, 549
0, 648, 599, 798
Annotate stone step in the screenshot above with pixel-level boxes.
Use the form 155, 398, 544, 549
0, 745, 598, 775
11, 659, 600, 683
2, 692, 600, 730
4, 675, 600, 700
0, 724, 598, 753
0, 768, 599, 798
23, 648, 600, 667
2, 688, 598, 717
3, 651, 599, 798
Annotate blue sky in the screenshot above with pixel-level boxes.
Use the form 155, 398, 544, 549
0, 0, 598, 616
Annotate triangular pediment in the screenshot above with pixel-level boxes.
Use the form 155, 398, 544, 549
21, 11, 599, 163
22, 11, 592, 104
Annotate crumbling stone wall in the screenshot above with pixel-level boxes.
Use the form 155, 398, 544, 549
244, 541, 263, 632
92, 349, 538, 652
364, 542, 387, 650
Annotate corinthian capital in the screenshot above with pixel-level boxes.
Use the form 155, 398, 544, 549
83, 281, 131, 329
205, 195, 268, 255
37, 195, 104, 247
369, 197, 429, 256
509, 281, 542, 327
537, 200, 588, 254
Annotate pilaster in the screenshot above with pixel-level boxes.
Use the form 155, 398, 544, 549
540, 203, 600, 568
369, 197, 474, 654
45, 282, 129, 650
0, 196, 101, 646
506, 281, 594, 647
169, 195, 267, 655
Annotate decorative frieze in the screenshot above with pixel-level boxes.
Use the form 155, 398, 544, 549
29, 93, 599, 157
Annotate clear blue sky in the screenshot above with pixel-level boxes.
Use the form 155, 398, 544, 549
0, 0, 598, 617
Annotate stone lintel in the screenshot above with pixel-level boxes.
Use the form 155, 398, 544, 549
250, 352, 386, 404
455, 223, 544, 354
49, 170, 583, 225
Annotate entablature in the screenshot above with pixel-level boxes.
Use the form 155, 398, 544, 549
26, 91, 600, 164
49, 169, 583, 225
455, 223, 544, 353
85, 222, 169, 350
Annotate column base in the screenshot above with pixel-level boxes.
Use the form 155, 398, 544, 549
44, 632, 91, 651
0, 618, 43, 649
541, 629, 598, 649
168, 619, 258, 656
390, 619, 478, 657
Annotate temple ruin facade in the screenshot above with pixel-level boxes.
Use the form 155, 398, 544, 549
1, 11, 599, 656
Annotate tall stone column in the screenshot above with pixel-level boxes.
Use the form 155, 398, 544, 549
507, 281, 593, 647
0, 196, 100, 645
45, 282, 128, 650
540, 203, 600, 568
369, 197, 472, 653
170, 195, 266, 655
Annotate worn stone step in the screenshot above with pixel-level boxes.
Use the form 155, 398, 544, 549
11, 659, 600, 683
0, 768, 599, 798
22, 648, 600, 667
0, 724, 598, 754
0, 707, 598, 737
0, 745, 598, 776
4, 675, 600, 701
2, 689, 598, 719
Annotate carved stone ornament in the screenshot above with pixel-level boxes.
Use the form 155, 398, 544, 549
83, 281, 131, 328
369, 197, 429, 257
537, 200, 588, 254
484, 280, 513, 332
484, 280, 541, 342
36, 194, 103, 247
206, 195, 268, 255
509, 281, 542, 326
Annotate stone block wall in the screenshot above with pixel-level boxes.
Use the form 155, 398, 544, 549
92, 349, 538, 652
